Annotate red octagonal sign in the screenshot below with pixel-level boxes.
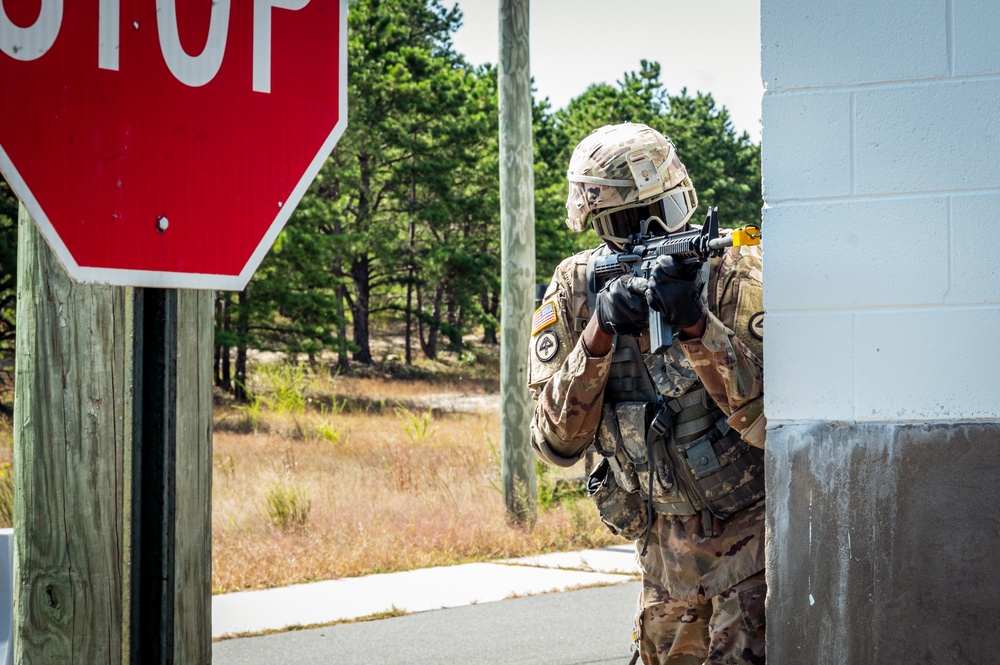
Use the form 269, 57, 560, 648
0, 0, 347, 289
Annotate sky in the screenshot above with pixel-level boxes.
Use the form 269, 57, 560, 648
450, 0, 764, 142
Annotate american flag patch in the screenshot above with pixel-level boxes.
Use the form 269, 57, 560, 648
532, 301, 558, 335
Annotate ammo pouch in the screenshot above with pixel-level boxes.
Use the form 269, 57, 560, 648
595, 393, 765, 521
675, 424, 765, 519
596, 402, 683, 507
587, 457, 647, 541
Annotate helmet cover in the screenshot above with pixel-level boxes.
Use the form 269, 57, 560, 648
564, 123, 697, 239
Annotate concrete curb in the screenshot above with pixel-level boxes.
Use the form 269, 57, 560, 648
212, 545, 640, 639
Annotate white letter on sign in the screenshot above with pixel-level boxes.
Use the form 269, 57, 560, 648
156, 0, 231, 87
253, 0, 309, 93
99, 0, 120, 70
0, 0, 63, 61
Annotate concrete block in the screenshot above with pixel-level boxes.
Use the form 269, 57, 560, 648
761, 0, 947, 90
765, 312, 854, 422
854, 308, 1000, 419
855, 80, 1000, 195
953, 0, 1000, 76
950, 193, 1000, 304
767, 422, 1000, 663
763, 199, 949, 312
761, 91, 852, 202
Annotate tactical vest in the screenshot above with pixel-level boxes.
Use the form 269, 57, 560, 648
586, 252, 765, 528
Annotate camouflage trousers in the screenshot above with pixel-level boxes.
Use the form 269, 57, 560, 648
634, 570, 766, 665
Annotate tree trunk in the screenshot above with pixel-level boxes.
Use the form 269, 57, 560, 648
234, 286, 249, 402
214, 343, 221, 387
481, 288, 499, 345
329, 209, 350, 374
351, 152, 374, 365
350, 255, 373, 363
405, 280, 413, 365
446, 294, 460, 351
213, 294, 223, 386
417, 284, 443, 360
222, 293, 232, 392
335, 282, 350, 373
405, 217, 415, 366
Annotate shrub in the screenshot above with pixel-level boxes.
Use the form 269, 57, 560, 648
263, 478, 312, 530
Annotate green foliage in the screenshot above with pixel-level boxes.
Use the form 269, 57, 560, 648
535, 459, 585, 510
0, 462, 12, 527
536, 59, 762, 281
210, 15, 762, 379
0, 176, 17, 373
235, 390, 268, 434
263, 478, 312, 530
313, 420, 344, 446
0, 3, 763, 381
257, 362, 313, 415
308, 398, 348, 444
394, 405, 437, 444
241, 0, 502, 367
663, 88, 762, 228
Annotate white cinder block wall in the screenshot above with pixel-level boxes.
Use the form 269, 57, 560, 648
762, 5, 1000, 658
761, 0, 1000, 423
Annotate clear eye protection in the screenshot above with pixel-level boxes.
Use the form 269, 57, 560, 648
591, 185, 698, 250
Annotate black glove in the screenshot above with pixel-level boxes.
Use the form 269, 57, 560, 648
646, 256, 705, 330
595, 274, 649, 336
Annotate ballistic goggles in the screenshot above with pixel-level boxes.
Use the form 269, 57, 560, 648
592, 185, 698, 250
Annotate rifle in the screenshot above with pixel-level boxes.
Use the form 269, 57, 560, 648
592, 207, 761, 354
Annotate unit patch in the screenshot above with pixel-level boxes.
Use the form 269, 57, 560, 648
748, 312, 764, 341
532, 301, 558, 335
534, 330, 560, 362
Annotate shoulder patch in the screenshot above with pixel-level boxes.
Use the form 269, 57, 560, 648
532, 301, 558, 336
748, 312, 764, 341
733, 281, 764, 361
534, 330, 560, 362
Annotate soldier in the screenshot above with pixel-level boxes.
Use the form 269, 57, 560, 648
528, 122, 766, 664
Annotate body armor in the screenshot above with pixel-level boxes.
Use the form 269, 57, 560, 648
585, 255, 765, 538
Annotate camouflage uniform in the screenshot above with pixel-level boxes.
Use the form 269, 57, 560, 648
528, 241, 766, 665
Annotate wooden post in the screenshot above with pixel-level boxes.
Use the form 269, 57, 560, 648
13, 204, 213, 664
171, 289, 213, 665
498, 0, 537, 524
14, 205, 130, 663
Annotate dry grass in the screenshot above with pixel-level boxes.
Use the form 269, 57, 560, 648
212, 401, 622, 593
0, 411, 13, 529
0, 363, 625, 593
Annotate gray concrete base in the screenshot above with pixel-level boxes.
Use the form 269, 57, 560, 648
766, 421, 1000, 664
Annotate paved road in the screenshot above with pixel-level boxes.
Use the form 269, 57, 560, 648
214, 582, 642, 665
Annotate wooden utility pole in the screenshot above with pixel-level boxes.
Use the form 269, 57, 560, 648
498, 0, 537, 524
13, 205, 213, 664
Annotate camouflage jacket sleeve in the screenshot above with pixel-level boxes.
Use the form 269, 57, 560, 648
527, 251, 612, 467
677, 244, 766, 448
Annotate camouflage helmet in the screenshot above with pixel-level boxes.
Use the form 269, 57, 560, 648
565, 123, 697, 247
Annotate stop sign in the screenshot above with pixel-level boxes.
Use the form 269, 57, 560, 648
0, 0, 346, 289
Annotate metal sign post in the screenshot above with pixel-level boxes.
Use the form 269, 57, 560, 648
130, 288, 179, 664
